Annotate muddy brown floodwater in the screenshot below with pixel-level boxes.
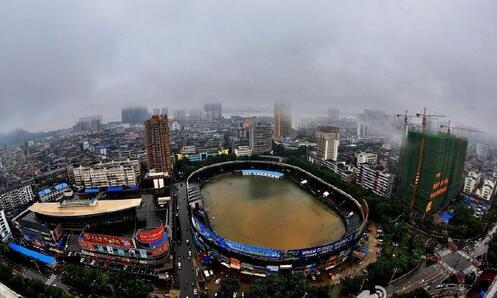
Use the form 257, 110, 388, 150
201, 175, 345, 250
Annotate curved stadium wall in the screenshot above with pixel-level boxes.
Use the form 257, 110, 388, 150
187, 160, 368, 273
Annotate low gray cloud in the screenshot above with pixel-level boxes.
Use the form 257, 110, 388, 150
0, 0, 496, 132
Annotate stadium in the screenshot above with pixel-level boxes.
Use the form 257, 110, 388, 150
187, 160, 368, 276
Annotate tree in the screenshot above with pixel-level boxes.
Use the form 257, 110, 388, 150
340, 276, 364, 296
218, 278, 240, 298
247, 274, 311, 298
393, 288, 430, 298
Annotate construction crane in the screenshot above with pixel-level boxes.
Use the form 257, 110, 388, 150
408, 108, 446, 210
396, 110, 417, 137
416, 107, 446, 130
440, 120, 483, 135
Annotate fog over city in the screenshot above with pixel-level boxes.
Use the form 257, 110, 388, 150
0, 1, 496, 133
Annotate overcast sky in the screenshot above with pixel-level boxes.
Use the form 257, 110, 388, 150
0, 1, 496, 133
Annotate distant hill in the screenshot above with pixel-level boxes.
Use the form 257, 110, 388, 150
0, 129, 52, 145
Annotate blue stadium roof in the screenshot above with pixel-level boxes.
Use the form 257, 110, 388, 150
8, 243, 56, 265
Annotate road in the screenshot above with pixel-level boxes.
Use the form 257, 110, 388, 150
17, 266, 70, 293
388, 223, 497, 296
175, 181, 197, 297
388, 262, 450, 295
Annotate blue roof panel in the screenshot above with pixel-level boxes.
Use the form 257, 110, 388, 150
8, 242, 56, 265
84, 188, 100, 193
54, 183, 68, 191
107, 186, 124, 192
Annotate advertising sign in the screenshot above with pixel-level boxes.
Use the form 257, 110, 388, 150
81, 232, 135, 248
136, 225, 165, 243
194, 216, 355, 261
52, 224, 63, 241
151, 240, 169, 257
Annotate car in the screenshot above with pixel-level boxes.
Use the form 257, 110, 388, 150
193, 288, 198, 296
186, 239, 190, 245
178, 262, 182, 270
215, 278, 221, 285
188, 250, 192, 257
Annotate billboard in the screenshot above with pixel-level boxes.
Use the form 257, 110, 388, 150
136, 225, 165, 243
193, 216, 355, 261
150, 240, 169, 257
81, 232, 135, 248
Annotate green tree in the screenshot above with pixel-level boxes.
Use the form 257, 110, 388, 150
218, 278, 240, 298
393, 288, 430, 298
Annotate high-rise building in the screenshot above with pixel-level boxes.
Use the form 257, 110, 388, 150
475, 179, 496, 201
144, 115, 173, 174
356, 164, 394, 198
249, 120, 272, 154
274, 101, 292, 140
357, 122, 369, 138
0, 185, 34, 216
463, 171, 481, 195
121, 106, 149, 125
327, 108, 339, 124
316, 126, 340, 161
161, 108, 168, 116
398, 130, 468, 212
189, 109, 203, 121
0, 210, 12, 241
173, 110, 186, 121
72, 159, 141, 188
74, 115, 102, 133
203, 103, 222, 120
476, 143, 490, 161
153, 108, 160, 116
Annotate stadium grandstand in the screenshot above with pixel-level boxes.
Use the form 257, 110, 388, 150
187, 160, 368, 276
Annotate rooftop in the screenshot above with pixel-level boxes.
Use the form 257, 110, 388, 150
28, 198, 142, 218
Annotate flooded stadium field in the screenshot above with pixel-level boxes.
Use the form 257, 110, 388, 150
201, 174, 346, 250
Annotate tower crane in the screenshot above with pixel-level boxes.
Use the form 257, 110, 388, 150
440, 120, 483, 135
416, 107, 446, 130
396, 110, 416, 137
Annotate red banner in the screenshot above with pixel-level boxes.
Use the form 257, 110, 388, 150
81, 232, 135, 248
150, 240, 169, 257
79, 240, 96, 251
136, 225, 165, 243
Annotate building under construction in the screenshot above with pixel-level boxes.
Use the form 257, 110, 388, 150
398, 130, 468, 212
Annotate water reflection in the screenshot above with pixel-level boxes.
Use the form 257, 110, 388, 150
202, 175, 345, 250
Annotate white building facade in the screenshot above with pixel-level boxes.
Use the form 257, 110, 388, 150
356, 164, 394, 198
463, 171, 481, 195
355, 152, 378, 167
0, 185, 34, 215
316, 126, 340, 161
72, 159, 141, 188
0, 210, 12, 242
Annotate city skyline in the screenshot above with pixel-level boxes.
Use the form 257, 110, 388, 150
1, 1, 496, 134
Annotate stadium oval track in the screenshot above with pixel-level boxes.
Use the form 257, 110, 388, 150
187, 160, 368, 276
